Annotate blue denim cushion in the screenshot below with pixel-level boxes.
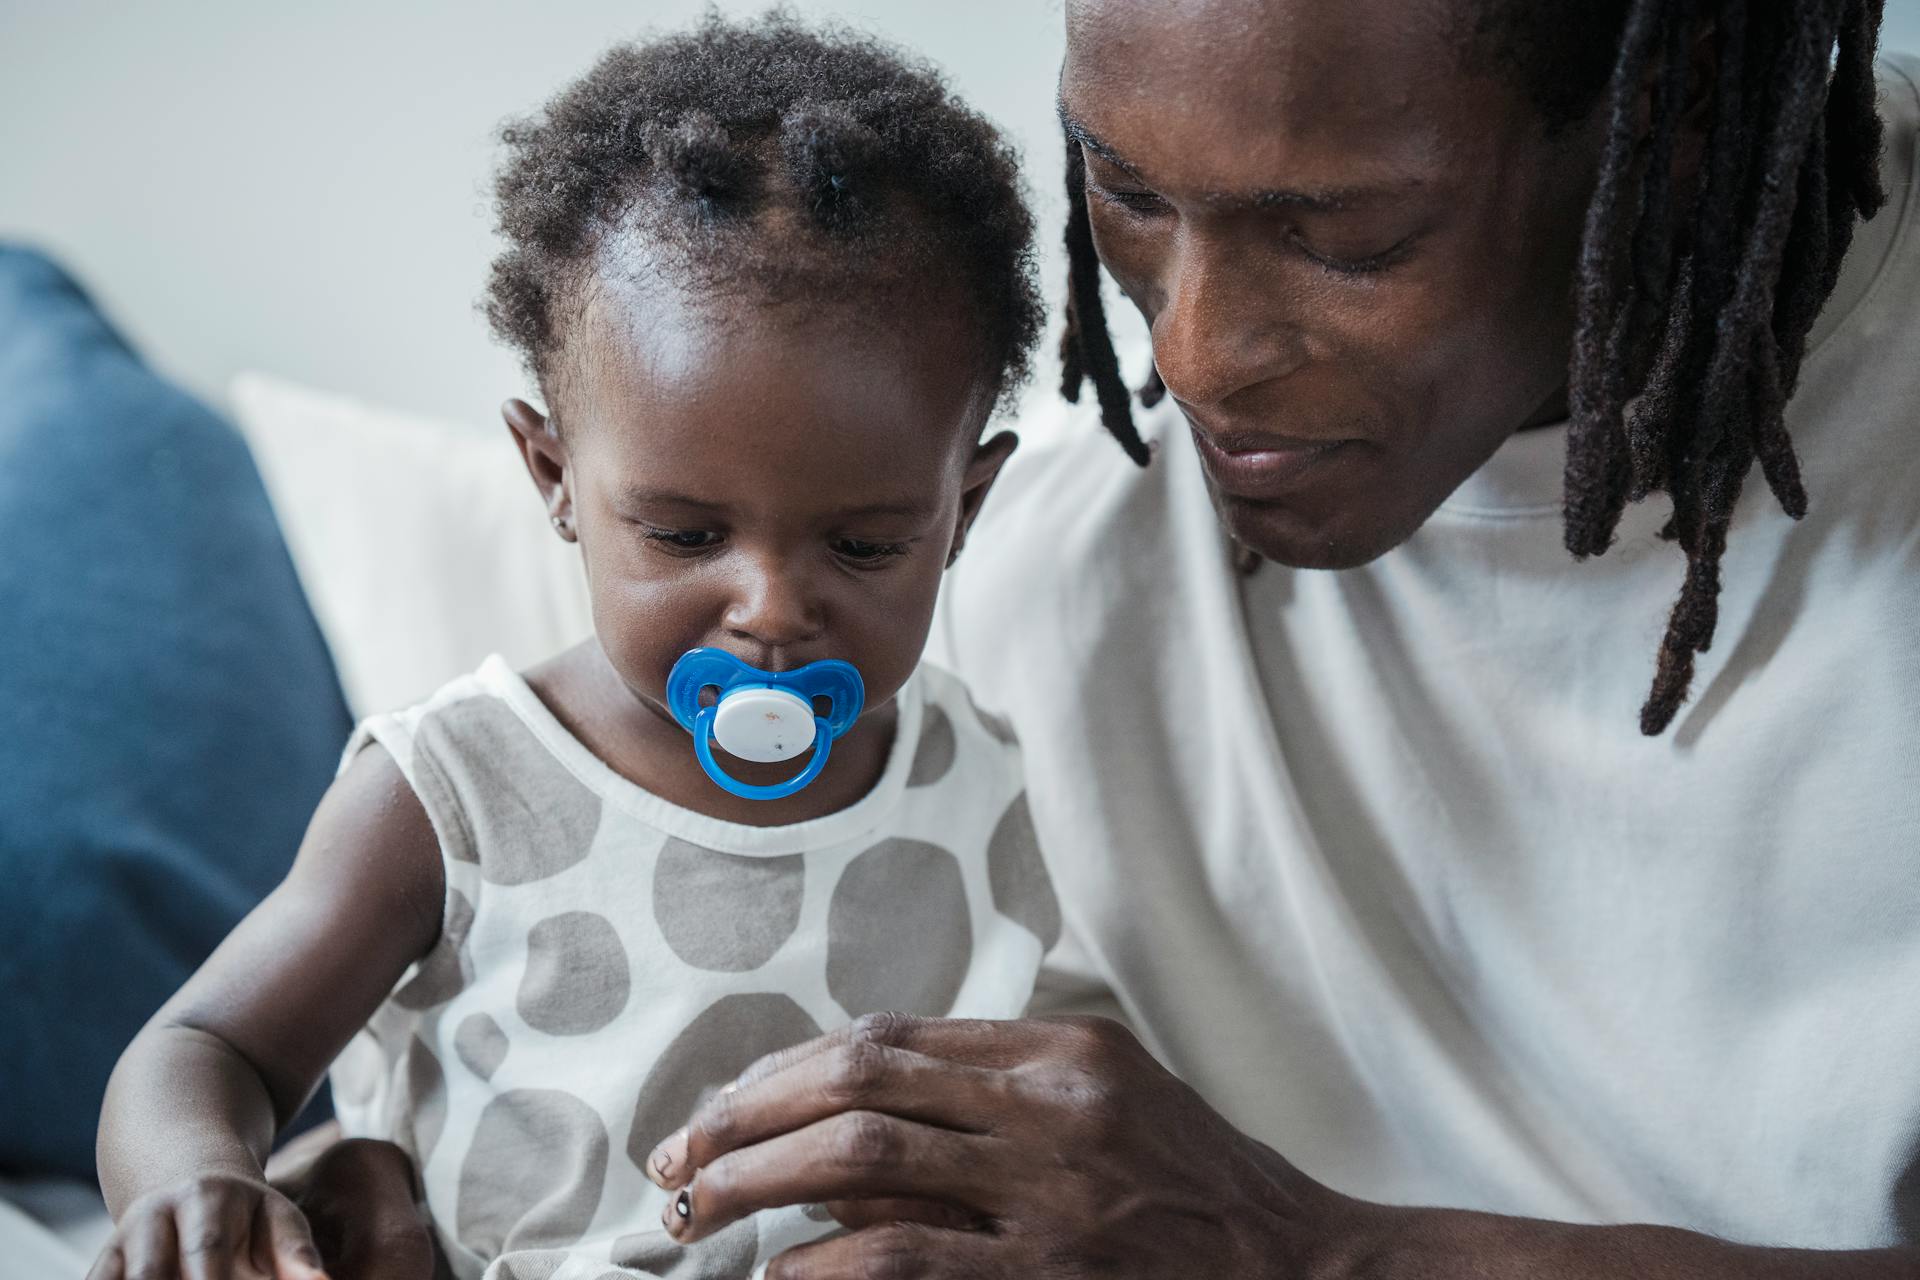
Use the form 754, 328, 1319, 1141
0, 246, 351, 1177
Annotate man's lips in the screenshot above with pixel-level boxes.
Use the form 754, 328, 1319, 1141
1187, 423, 1352, 499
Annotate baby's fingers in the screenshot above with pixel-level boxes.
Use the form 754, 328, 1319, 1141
254, 1191, 329, 1280
120, 1207, 181, 1280
177, 1184, 265, 1280
85, 1244, 126, 1280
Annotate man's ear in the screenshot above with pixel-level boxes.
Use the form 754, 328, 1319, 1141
503, 398, 575, 541
946, 430, 1020, 567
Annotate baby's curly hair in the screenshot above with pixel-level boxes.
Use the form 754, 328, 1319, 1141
485, 9, 1042, 420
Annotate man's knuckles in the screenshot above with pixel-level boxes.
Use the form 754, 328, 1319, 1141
830, 1110, 907, 1174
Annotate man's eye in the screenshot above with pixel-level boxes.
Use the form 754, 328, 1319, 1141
1289, 231, 1416, 277
1089, 182, 1169, 217
644, 527, 722, 552
834, 538, 908, 562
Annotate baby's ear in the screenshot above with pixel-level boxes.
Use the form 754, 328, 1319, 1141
502, 398, 575, 541
948, 431, 1019, 566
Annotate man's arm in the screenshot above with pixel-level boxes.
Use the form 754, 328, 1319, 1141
635, 1013, 1917, 1280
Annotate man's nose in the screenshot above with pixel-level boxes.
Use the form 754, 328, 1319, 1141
720, 554, 825, 657
1149, 234, 1309, 411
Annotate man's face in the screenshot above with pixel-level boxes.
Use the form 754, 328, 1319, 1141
1061, 0, 1605, 568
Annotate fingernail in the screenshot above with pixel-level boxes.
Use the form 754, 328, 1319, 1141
648, 1128, 688, 1189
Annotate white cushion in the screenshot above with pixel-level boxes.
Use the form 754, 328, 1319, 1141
228, 373, 593, 718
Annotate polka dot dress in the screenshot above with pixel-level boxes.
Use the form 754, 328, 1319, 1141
331, 657, 1056, 1280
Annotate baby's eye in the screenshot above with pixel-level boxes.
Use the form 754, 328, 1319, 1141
833, 537, 908, 563
644, 527, 723, 553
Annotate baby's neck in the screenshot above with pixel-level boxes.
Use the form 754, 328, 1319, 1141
523, 641, 899, 828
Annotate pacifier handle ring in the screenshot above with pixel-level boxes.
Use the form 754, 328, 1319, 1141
692, 706, 834, 801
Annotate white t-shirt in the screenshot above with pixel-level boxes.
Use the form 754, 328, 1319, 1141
936, 57, 1920, 1250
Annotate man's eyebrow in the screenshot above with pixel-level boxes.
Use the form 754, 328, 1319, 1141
1059, 106, 1143, 178
1057, 103, 1422, 214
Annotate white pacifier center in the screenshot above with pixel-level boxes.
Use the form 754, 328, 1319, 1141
711, 687, 817, 763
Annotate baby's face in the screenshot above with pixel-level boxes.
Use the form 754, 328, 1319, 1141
542, 273, 998, 739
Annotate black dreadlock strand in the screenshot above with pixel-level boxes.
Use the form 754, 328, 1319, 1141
1061, 138, 1152, 465
1564, 0, 1884, 734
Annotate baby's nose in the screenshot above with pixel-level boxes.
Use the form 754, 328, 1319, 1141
720, 563, 825, 654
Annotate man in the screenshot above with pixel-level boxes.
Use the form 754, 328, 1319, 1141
311, 0, 1919, 1274
642, 1, 1920, 1276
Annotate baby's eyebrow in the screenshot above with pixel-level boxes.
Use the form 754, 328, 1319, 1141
834, 501, 936, 521
620, 487, 729, 512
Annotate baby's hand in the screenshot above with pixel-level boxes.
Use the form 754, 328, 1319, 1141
88, 1174, 328, 1280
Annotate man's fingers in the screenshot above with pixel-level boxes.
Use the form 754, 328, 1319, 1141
731, 1013, 1056, 1094
264, 1120, 345, 1193
823, 1198, 982, 1232
257, 1192, 329, 1280
667, 1112, 1004, 1244
764, 1221, 999, 1280
651, 1040, 1009, 1189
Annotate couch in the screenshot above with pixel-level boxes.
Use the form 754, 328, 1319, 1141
0, 244, 595, 1273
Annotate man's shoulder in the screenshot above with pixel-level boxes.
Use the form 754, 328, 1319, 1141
936, 392, 1226, 692
967, 393, 1199, 590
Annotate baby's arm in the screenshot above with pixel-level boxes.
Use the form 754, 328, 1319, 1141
92, 745, 444, 1280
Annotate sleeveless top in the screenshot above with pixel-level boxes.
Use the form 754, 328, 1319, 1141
328, 656, 1059, 1280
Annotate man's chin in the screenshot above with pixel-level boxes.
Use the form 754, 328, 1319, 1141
1216, 493, 1411, 572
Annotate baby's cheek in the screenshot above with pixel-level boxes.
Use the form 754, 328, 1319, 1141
588, 562, 711, 687
846, 571, 944, 703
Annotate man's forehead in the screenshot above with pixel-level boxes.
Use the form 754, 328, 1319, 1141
1059, 0, 1510, 200
1063, 0, 1474, 115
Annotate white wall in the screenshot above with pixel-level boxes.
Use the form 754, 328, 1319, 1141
3, 1, 1915, 431
0, 0, 1079, 429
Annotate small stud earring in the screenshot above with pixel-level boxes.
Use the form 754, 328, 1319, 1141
551, 515, 571, 536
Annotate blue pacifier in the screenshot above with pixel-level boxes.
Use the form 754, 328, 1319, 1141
666, 648, 865, 801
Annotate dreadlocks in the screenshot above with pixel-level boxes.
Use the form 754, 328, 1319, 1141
1059, 0, 1888, 735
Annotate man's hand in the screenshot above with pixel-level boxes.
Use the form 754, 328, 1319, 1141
641, 1012, 1920, 1280
642, 1012, 1356, 1278
269, 1136, 442, 1280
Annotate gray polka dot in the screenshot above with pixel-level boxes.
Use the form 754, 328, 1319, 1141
394, 888, 476, 1010
485, 1250, 568, 1280
625, 994, 823, 1169
403, 1037, 448, 1165
518, 912, 631, 1035
455, 1012, 510, 1081
416, 697, 603, 885
653, 840, 804, 973
906, 704, 956, 787
457, 1089, 609, 1257
827, 839, 973, 1018
987, 794, 1060, 950
610, 1220, 758, 1278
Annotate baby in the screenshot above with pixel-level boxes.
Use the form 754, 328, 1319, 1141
92, 15, 1060, 1280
